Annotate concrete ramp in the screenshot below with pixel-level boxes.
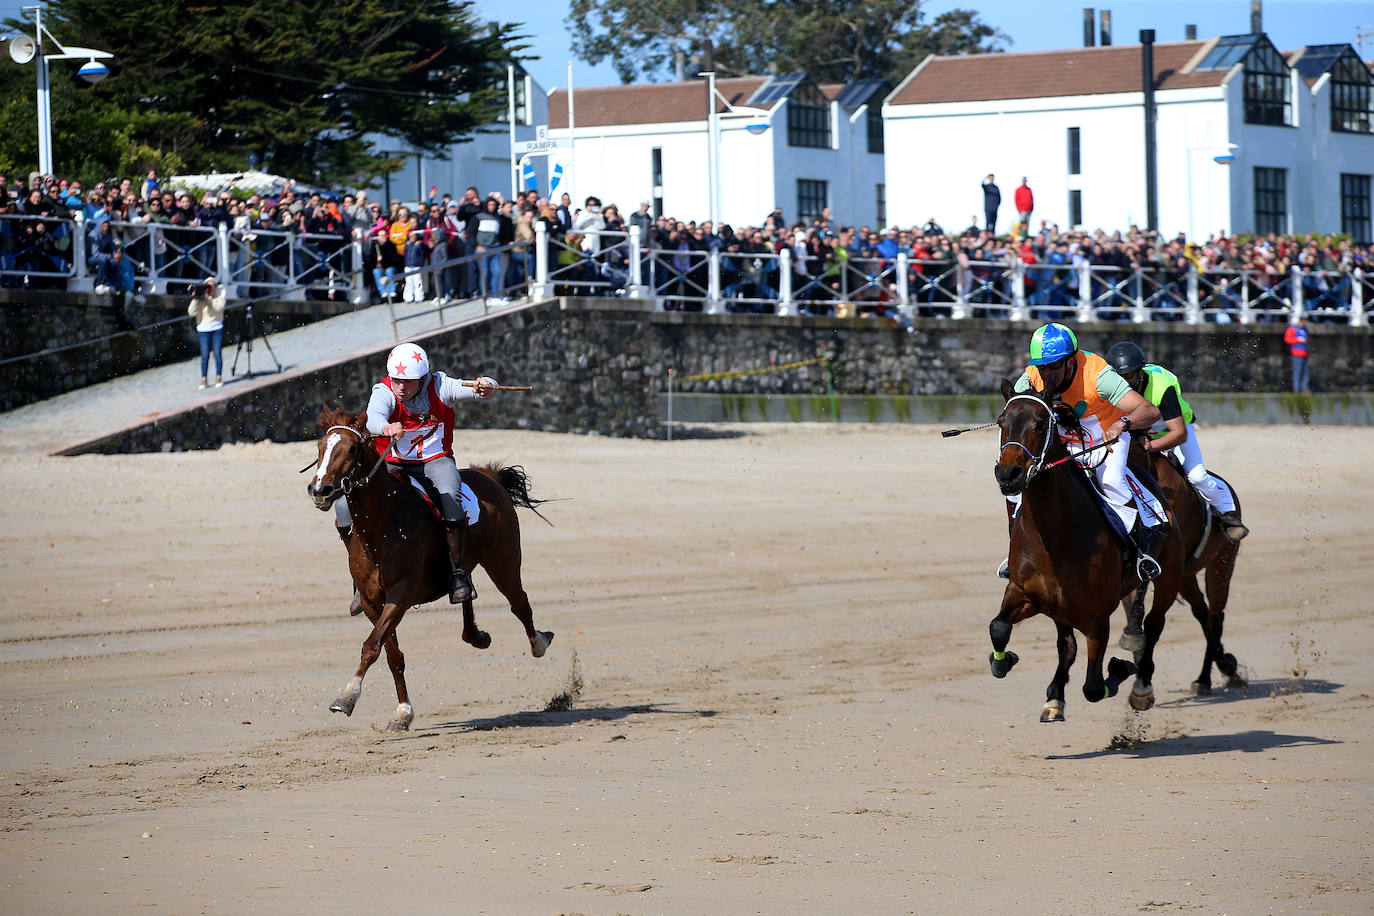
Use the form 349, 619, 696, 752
0, 297, 546, 456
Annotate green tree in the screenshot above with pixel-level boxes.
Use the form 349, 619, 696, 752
569, 0, 1007, 85
0, 0, 527, 188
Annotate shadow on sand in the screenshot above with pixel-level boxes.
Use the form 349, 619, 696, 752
414, 703, 715, 735
1049, 728, 1341, 761
1155, 677, 1341, 709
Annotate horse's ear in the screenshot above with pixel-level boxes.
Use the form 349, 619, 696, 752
316, 405, 332, 431
353, 411, 368, 432
1000, 378, 1014, 401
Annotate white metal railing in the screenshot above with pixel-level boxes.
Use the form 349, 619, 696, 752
3, 211, 1367, 329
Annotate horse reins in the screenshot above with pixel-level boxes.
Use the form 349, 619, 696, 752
998, 394, 1124, 481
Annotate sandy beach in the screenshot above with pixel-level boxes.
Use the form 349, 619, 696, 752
0, 422, 1369, 913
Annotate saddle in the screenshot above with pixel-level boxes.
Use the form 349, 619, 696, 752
1157, 453, 1217, 565
385, 466, 481, 525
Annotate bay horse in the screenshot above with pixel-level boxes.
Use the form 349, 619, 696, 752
990, 380, 1185, 722
305, 406, 553, 731
1119, 446, 1246, 701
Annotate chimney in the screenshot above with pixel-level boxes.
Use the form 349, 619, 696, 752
1141, 29, 1158, 232
1083, 8, 1096, 47
1185, 24, 1197, 40
1100, 10, 1112, 47
674, 49, 685, 82
701, 38, 714, 74
1250, 0, 1262, 34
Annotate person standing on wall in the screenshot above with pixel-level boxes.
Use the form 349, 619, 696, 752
1014, 178, 1034, 236
982, 174, 1001, 236
188, 277, 227, 390
1284, 315, 1311, 393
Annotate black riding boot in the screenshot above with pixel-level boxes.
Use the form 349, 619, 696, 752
445, 521, 477, 603
1218, 510, 1250, 544
339, 526, 364, 616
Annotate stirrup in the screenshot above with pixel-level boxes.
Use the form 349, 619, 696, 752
1136, 552, 1162, 582
996, 557, 1010, 580
449, 568, 476, 604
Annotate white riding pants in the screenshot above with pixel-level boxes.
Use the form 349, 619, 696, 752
334, 455, 477, 529
1167, 423, 1237, 514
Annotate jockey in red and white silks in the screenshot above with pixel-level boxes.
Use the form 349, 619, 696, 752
334, 342, 497, 604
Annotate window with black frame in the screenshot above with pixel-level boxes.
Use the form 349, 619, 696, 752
787, 83, 832, 148
1341, 174, 1371, 244
1242, 42, 1291, 126
797, 179, 827, 223
1254, 167, 1287, 234
1329, 52, 1374, 133
867, 103, 884, 153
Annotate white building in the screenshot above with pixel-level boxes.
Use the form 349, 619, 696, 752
545, 75, 889, 229
361, 66, 551, 205
883, 36, 1374, 242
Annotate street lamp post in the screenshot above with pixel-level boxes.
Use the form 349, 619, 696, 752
9, 5, 114, 176
699, 71, 772, 231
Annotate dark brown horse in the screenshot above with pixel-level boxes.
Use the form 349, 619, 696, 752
991, 381, 1186, 722
305, 406, 553, 731
1119, 447, 1246, 701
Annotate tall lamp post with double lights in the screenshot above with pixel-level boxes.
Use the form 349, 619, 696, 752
8, 5, 113, 176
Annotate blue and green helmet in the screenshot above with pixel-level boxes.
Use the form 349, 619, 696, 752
1028, 323, 1078, 366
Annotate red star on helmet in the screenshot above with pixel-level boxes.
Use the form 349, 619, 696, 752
410, 350, 423, 365
393, 360, 406, 375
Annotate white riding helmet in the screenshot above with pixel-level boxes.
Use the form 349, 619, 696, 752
387, 343, 430, 380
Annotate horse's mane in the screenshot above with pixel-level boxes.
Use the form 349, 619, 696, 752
317, 404, 367, 433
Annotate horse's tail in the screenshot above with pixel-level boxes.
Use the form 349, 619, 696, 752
481, 463, 555, 526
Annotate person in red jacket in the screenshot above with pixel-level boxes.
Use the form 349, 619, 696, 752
1284, 315, 1310, 393
1014, 178, 1034, 232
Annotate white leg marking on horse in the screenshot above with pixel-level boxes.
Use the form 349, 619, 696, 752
1131, 679, 1153, 696
395, 703, 414, 727
343, 675, 363, 703
315, 433, 341, 486
530, 632, 549, 658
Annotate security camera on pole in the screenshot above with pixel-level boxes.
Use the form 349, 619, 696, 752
9, 6, 115, 176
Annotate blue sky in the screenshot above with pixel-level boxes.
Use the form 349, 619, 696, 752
467, 0, 1374, 92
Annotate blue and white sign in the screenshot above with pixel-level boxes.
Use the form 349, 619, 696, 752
549, 162, 563, 195
521, 161, 537, 191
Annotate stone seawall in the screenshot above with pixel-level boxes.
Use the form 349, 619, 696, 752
0, 290, 360, 411
57, 300, 1373, 454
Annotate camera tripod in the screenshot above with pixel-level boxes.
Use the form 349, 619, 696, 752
230, 303, 282, 380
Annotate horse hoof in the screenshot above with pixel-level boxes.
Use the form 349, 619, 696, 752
464, 629, 492, 650
1225, 675, 1248, 689
385, 720, 410, 733
1118, 632, 1145, 653
1190, 680, 1212, 696
531, 630, 554, 658
1040, 700, 1065, 723
1129, 688, 1155, 711
989, 650, 1019, 679
328, 697, 356, 716
1107, 657, 1137, 680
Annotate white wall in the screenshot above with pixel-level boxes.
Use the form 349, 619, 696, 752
548, 99, 881, 229
1305, 75, 1374, 237
884, 88, 1231, 238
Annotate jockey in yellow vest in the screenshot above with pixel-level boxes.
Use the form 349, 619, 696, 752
999, 323, 1165, 581
1106, 341, 1249, 544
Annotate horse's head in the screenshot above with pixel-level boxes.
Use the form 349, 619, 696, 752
306, 407, 372, 511
994, 379, 1058, 496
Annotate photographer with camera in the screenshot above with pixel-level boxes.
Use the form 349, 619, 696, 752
187, 277, 227, 390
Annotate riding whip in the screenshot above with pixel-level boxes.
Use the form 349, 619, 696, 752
940, 421, 998, 438
462, 381, 534, 391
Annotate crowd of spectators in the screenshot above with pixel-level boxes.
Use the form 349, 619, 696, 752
2, 167, 1371, 324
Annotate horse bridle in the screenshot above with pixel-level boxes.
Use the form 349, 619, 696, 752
315, 424, 390, 495
998, 394, 1058, 483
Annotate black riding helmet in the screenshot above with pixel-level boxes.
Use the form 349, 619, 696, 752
1106, 341, 1147, 376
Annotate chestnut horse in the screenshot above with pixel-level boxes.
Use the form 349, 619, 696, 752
306, 406, 553, 731
1119, 448, 1246, 700
990, 381, 1185, 722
